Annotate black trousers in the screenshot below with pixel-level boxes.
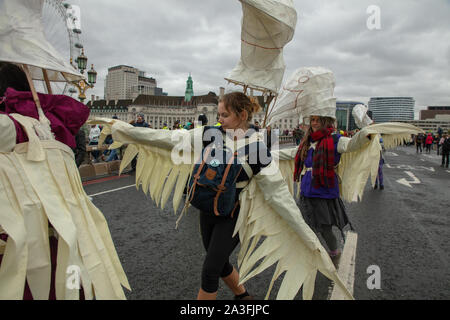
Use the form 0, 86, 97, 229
416, 143, 422, 153
442, 152, 449, 167
199, 211, 240, 293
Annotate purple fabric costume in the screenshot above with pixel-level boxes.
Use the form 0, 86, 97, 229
300, 134, 342, 199
2, 87, 89, 148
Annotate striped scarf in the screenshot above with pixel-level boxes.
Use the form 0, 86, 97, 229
311, 127, 335, 189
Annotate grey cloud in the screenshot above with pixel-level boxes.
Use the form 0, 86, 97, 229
65, 0, 449, 112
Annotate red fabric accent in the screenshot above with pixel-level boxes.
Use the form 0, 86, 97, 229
311, 127, 335, 189
3, 88, 90, 148
293, 141, 305, 182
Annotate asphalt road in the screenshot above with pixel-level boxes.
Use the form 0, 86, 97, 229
350, 145, 450, 299
84, 144, 449, 300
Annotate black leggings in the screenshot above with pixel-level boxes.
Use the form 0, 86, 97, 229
199, 211, 240, 293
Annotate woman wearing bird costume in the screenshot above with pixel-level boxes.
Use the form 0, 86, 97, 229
265, 67, 424, 268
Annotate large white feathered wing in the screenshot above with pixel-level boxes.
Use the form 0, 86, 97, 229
89, 118, 201, 214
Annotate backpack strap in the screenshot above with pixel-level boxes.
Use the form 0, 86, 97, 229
188, 146, 212, 204
213, 150, 242, 216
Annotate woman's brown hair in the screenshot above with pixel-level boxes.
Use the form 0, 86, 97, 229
298, 116, 336, 161
0, 62, 30, 111
219, 92, 261, 123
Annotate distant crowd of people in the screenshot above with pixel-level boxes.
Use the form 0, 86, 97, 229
413, 130, 450, 168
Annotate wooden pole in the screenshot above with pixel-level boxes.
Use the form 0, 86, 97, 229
42, 69, 53, 95
22, 64, 51, 126
263, 93, 276, 128
22, 64, 42, 110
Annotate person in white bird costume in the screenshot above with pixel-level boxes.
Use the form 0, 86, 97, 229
266, 66, 424, 268
0, 0, 130, 299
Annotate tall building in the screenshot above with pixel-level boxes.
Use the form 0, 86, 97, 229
104, 65, 164, 101
368, 97, 414, 123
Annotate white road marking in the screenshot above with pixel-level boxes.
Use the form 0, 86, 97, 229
423, 154, 439, 159
396, 171, 421, 188
385, 163, 434, 172
385, 152, 398, 156
417, 166, 435, 172
329, 231, 358, 300
88, 184, 136, 197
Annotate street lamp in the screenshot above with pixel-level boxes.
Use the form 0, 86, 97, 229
87, 64, 97, 85
77, 48, 88, 73
71, 49, 97, 103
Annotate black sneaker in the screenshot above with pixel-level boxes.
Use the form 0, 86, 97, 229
380, 185, 384, 190
374, 184, 378, 189
234, 291, 254, 300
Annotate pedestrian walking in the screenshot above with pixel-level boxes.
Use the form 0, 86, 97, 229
191, 92, 266, 300
415, 134, 423, 153
293, 125, 304, 145
374, 137, 385, 190
425, 133, 433, 154
438, 135, 445, 156
88, 124, 101, 162
441, 134, 450, 168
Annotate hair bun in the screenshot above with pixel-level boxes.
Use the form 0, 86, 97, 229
249, 97, 261, 114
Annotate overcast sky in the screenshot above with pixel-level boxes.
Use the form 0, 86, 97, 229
67, 0, 450, 118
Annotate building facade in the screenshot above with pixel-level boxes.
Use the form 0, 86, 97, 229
90, 77, 301, 132
87, 99, 132, 122
128, 92, 219, 128
88, 94, 301, 131
368, 97, 415, 123
397, 117, 450, 134
104, 65, 164, 101
420, 106, 450, 120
